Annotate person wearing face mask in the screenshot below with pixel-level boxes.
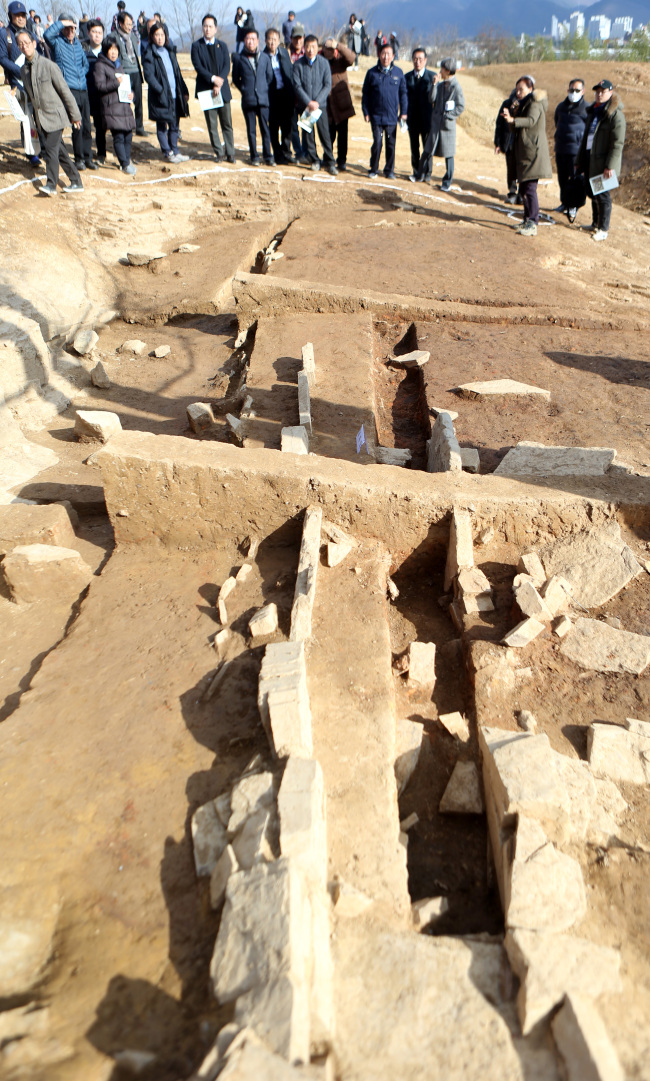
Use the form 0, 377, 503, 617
575, 79, 625, 242
501, 75, 552, 237
553, 77, 588, 221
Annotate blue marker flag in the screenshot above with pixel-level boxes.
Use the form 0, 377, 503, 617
356, 424, 366, 454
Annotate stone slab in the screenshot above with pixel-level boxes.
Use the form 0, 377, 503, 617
0, 503, 75, 555
502, 617, 545, 647
517, 551, 545, 587
278, 757, 327, 887
505, 929, 622, 1034
552, 994, 624, 1081
281, 426, 309, 455
297, 372, 312, 436
74, 410, 122, 444
191, 800, 228, 877
407, 641, 437, 694
427, 412, 462, 473
228, 772, 275, 835
561, 617, 650, 674
389, 350, 430, 369
513, 578, 552, 621
1, 543, 93, 604
258, 641, 312, 759
249, 603, 279, 638
438, 711, 470, 743
444, 507, 473, 592
395, 716, 424, 796
290, 506, 322, 643
301, 342, 316, 387
375, 446, 412, 466
90, 360, 111, 388
210, 859, 311, 1064
73, 328, 99, 355
495, 441, 616, 477
587, 721, 650, 784
540, 523, 642, 608
187, 403, 215, 434
439, 761, 484, 814
458, 379, 551, 401
231, 806, 273, 871
460, 447, 480, 473
507, 824, 586, 933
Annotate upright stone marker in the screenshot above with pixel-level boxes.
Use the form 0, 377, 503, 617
297, 372, 312, 435
290, 506, 322, 642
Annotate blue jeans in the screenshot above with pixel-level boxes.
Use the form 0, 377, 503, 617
111, 129, 133, 168
156, 121, 179, 156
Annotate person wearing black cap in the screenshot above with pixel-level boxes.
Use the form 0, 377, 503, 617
575, 79, 625, 242
0, 0, 45, 165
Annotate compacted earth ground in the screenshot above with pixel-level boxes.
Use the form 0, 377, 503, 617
0, 56, 649, 1081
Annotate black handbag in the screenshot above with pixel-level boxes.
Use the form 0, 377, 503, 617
564, 173, 587, 209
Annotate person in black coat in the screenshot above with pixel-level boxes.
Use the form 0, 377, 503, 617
554, 77, 588, 213
494, 87, 519, 203
83, 19, 106, 162
234, 7, 253, 53
231, 28, 273, 164
93, 34, 136, 173
264, 26, 294, 164
142, 21, 190, 163
405, 47, 433, 182
191, 13, 235, 162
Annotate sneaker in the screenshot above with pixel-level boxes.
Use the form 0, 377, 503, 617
95, 157, 105, 166
553, 203, 567, 213
169, 153, 189, 163
38, 182, 57, 196
28, 154, 41, 167
263, 158, 276, 166
250, 157, 261, 166
226, 155, 236, 164
327, 163, 338, 175
310, 161, 321, 171
591, 229, 608, 242
384, 171, 395, 179
62, 182, 84, 194
505, 192, 517, 204
295, 156, 311, 166
567, 207, 578, 223
408, 173, 417, 182
513, 218, 528, 231
517, 221, 537, 236
368, 171, 378, 179
85, 160, 98, 170
121, 163, 137, 175
440, 181, 451, 191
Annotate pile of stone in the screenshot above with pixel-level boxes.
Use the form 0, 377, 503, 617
442, 506, 495, 626
479, 724, 626, 1075
0, 501, 91, 604
281, 343, 315, 457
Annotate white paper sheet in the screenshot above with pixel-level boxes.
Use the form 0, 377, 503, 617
117, 73, 131, 104
198, 88, 223, 110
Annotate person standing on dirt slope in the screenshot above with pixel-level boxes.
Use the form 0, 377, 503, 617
0, 0, 47, 167
405, 46, 433, 183
264, 27, 294, 165
44, 14, 96, 170
15, 28, 83, 195
94, 33, 137, 174
282, 10, 295, 46
501, 76, 552, 238
494, 87, 520, 204
575, 79, 625, 243
232, 28, 274, 165
191, 14, 236, 164
346, 14, 362, 70
553, 77, 588, 222
321, 36, 355, 172
293, 34, 338, 175
142, 21, 190, 164
115, 10, 146, 135
362, 40, 407, 179
83, 19, 107, 165
416, 56, 464, 190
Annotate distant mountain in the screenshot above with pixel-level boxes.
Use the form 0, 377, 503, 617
292, 0, 650, 38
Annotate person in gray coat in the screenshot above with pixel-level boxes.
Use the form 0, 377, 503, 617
416, 56, 464, 190
16, 29, 83, 195
292, 34, 337, 174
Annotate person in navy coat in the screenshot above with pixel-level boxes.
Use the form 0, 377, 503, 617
231, 28, 273, 165
263, 27, 294, 164
191, 13, 235, 162
361, 41, 407, 179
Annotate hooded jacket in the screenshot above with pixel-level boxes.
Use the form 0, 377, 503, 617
554, 94, 588, 157
93, 51, 135, 131
21, 49, 81, 131
43, 19, 89, 91
576, 93, 625, 178
361, 61, 407, 127
512, 88, 553, 182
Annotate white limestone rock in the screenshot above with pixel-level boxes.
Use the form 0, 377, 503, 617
517, 551, 545, 588
502, 617, 545, 648
400, 812, 419, 831
513, 578, 552, 622
176, 243, 200, 253
430, 405, 459, 421
458, 379, 550, 401
412, 896, 449, 929
258, 640, 312, 759
290, 506, 322, 643
374, 446, 412, 466
505, 930, 622, 1034
278, 757, 327, 887
539, 523, 642, 608
249, 603, 279, 638
152, 345, 171, 358
444, 506, 474, 591
126, 252, 164, 266
389, 349, 430, 368
0, 897, 60, 998
74, 409, 122, 443
540, 574, 572, 616
0, 503, 75, 554
438, 711, 470, 743
326, 538, 354, 567
297, 371, 312, 435
587, 720, 650, 784
552, 994, 624, 1081
507, 820, 586, 933
460, 447, 480, 473
236, 563, 252, 582
210, 860, 311, 1064
118, 338, 148, 353
427, 411, 462, 473
73, 328, 99, 355
187, 402, 215, 434
192, 800, 228, 877
231, 806, 273, 871
1, 543, 92, 604
228, 771, 275, 835
495, 442, 616, 477
561, 618, 650, 675
281, 426, 309, 455
407, 641, 436, 693
553, 615, 573, 638
517, 710, 537, 733
226, 413, 244, 445
90, 360, 111, 388
301, 342, 316, 386
457, 566, 491, 596
440, 761, 484, 814
395, 716, 424, 795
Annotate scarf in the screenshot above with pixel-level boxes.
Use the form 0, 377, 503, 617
117, 25, 135, 62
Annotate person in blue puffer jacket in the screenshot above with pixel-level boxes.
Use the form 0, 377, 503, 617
361, 40, 407, 179
44, 13, 95, 169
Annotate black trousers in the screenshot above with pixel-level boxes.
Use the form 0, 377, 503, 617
91, 111, 106, 158
370, 123, 396, 175
268, 86, 293, 162
243, 104, 272, 162
506, 148, 518, 193
130, 69, 144, 129
329, 116, 349, 167
70, 87, 92, 163
204, 100, 235, 158
302, 110, 334, 166
584, 151, 612, 231
408, 120, 428, 176
39, 127, 82, 187
556, 152, 575, 207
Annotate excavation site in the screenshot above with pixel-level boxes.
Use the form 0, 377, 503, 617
0, 57, 649, 1081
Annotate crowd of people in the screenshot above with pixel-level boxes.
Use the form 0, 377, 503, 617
0, 2, 627, 238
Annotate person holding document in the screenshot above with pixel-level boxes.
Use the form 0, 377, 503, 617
293, 34, 337, 174
142, 21, 190, 164
575, 79, 625, 243
191, 14, 235, 163
93, 34, 136, 174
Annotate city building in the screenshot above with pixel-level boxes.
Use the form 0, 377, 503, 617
611, 15, 633, 38
589, 14, 611, 39
569, 10, 585, 35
